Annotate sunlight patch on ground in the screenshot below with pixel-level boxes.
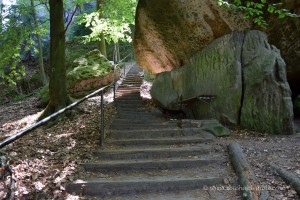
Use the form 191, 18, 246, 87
140, 80, 153, 99
1, 111, 42, 137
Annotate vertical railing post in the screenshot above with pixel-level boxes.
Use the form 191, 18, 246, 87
100, 90, 105, 148
113, 42, 118, 101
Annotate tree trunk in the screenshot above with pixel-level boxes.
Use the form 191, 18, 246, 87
96, 0, 107, 57
0, 0, 3, 32
30, 0, 48, 85
39, 0, 71, 120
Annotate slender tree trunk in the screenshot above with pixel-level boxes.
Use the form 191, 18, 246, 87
117, 42, 120, 62
30, 0, 48, 85
96, 0, 107, 57
39, 0, 70, 120
0, 0, 3, 32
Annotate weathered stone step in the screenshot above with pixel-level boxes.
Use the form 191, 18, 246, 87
115, 91, 141, 95
115, 94, 141, 98
110, 122, 176, 130
94, 146, 215, 160
117, 112, 161, 117
107, 137, 214, 147
116, 107, 150, 112
83, 158, 220, 173
109, 128, 214, 139
112, 119, 175, 125
114, 103, 144, 109
115, 99, 143, 103
115, 115, 164, 120
66, 177, 224, 197
121, 80, 143, 83
117, 86, 140, 88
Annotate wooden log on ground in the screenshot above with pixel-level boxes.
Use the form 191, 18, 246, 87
228, 142, 261, 200
270, 163, 300, 195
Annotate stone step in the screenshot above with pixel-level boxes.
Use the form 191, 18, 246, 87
115, 95, 141, 99
115, 99, 143, 103
121, 80, 143, 83
94, 146, 215, 160
111, 119, 177, 125
117, 86, 140, 88
117, 112, 161, 117
107, 137, 215, 147
110, 123, 176, 130
115, 114, 164, 120
109, 128, 214, 139
66, 177, 224, 197
83, 158, 221, 173
114, 103, 144, 108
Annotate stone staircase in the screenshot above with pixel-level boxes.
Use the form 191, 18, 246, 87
67, 65, 239, 199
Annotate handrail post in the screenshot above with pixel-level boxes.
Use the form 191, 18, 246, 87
100, 90, 105, 148
113, 42, 118, 101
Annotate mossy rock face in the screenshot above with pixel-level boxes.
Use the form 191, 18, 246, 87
295, 95, 300, 114
67, 49, 117, 95
38, 49, 117, 107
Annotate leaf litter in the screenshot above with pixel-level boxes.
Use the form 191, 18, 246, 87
0, 86, 299, 199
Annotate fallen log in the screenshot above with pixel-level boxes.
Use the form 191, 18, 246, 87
270, 163, 300, 195
228, 142, 263, 200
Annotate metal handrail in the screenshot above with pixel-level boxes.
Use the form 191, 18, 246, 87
0, 83, 112, 149
0, 50, 135, 149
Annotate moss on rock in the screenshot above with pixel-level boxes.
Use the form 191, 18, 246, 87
38, 86, 49, 108
295, 95, 300, 114
67, 49, 114, 89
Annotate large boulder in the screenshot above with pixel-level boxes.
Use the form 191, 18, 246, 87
67, 49, 118, 97
134, 0, 250, 74
151, 30, 294, 134
240, 31, 294, 134
266, 0, 300, 100
134, 0, 300, 112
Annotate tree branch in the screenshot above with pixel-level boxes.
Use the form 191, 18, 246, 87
64, 4, 79, 35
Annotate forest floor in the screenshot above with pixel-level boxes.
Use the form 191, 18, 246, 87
0, 81, 299, 199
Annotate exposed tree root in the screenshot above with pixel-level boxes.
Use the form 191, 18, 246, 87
228, 142, 268, 200
270, 162, 300, 195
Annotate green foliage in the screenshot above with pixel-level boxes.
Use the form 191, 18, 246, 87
0, 4, 31, 86
78, 0, 137, 44
0, 0, 50, 86
217, 0, 299, 27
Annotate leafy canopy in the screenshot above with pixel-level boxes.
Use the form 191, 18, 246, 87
78, 0, 137, 44
0, 3, 32, 85
217, 0, 299, 27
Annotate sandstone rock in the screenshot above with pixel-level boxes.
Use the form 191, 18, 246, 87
134, 0, 300, 112
240, 31, 294, 134
151, 32, 244, 126
67, 49, 118, 97
151, 30, 295, 134
295, 95, 300, 116
134, 0, 250, 74
266, 0, 300, 99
